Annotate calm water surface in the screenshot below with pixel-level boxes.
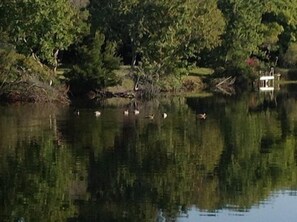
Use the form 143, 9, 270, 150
1, 87, 297, 222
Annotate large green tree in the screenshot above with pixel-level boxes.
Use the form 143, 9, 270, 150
66, 31, 121, 94
217, 0, 265, 68
0, 0, 89, 71
261, 0, 297, 66
216, 0, 297, 70
90, 0, 225, 86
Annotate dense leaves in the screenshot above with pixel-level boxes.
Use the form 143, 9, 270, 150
217, 0, 297, 70
2, 0, 297, 94
0, 48, 69, 103
66, 31, 121, 94
0, 0, 89, 68
90, 0, 225, 80
218, 0, 264, 66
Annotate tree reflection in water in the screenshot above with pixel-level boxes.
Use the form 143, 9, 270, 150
1, 88, 297, 221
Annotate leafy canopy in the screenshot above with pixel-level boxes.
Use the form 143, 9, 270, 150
217, 0, 297, 69
0, 0, 89, 66
90, 0, 225, 79
66, 31, 121, 93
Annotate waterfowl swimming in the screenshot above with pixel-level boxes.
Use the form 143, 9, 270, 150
198, 113, 207, 119
145, 114, 154, 119
95, 111, 101, 117
74, 109, 80, 116
134, 109, 140, 115
162, 113, 168, 119
123, 110, 129, 115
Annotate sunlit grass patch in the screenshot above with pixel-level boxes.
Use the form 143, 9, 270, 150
107, 66, 134, 93
56, 67, 70, 80
189, 67, 214, 76
114, 65, 131, 77
103, 97, 131, 107
278, 80, 297, 84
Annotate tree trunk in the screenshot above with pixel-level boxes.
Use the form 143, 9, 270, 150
53, 49, 59, 74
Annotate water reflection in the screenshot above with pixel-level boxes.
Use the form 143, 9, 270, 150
177, 190, 297, 222
0, 87, 297, 221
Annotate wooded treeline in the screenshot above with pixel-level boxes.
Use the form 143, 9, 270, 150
1, 0, 297, 101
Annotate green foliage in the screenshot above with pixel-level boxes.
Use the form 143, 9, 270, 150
261, 0, 297, 66
0, 48, 51, 82
2, 0, 297, 92
263, 0, 297, 35
0, 48, 69, 103
90, 0, 225, 86
214, 0, 297, 74
218, 0, 265, 67
261, 22, 284, 51
283, 43, 297, 67
66, 32, 121, 93
0, 0, 89, 67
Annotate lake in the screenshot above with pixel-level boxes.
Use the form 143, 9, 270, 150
1, 86, 297, 222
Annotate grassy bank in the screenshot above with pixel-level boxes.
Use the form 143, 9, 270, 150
105, 66, 214, 95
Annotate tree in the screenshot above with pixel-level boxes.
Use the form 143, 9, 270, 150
216, 0, 297, 71
0, 0, 89, 71
66, 31, 121, 94
89, 0, 225, 89
261, 0, 297, 66
217, 0, 265, 68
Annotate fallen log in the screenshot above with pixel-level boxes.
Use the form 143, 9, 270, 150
211, 76, 236, 95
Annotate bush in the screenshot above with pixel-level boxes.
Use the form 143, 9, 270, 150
283, 43, 297, 68
0, 48, 69, 103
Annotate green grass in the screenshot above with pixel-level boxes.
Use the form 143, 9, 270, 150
114, 65, 131, 77
189, 67, 214, 76
278, 80, 297, 84
107, 66, 134, 93
56, 68, 70, 75
109, 65, 213, 93
178, 67, 214, 77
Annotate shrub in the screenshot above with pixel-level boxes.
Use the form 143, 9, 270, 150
0, 48, 69, 103
65, 32, 121, 95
